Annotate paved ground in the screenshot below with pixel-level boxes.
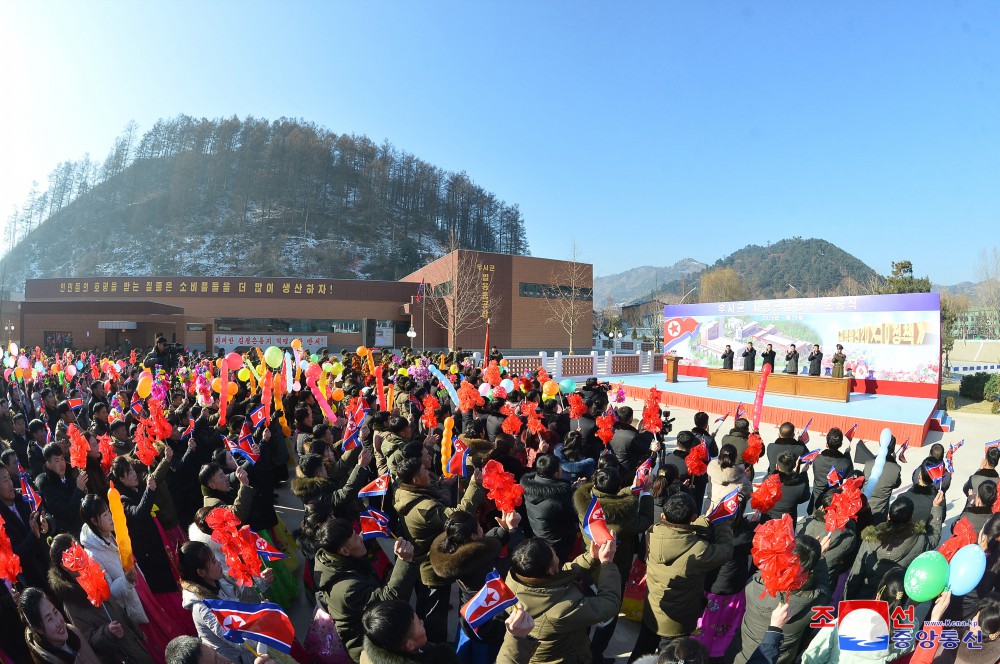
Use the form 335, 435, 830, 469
276, 397, 998, 661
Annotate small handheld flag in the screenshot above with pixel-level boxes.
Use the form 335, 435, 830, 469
18, 465, 42, 512
800, 449, 821, 465
447, 439, 470, 478
827, 466, 843, 487
250, 530, 287, 561
180, 419, 194, 441
798, 418, 813, 444
67, 397, 83, 412
926, 462, 946, 485
360, 507, 393, 540
986, 439, 1000, 450
130, 392, 143, 418
945, 440, 964, 473
632, 457, 654, 495
582, 495, 614, 545
201, 599, 295, 654
897, 438, 910, 463
358, 473, 391, 499
248, 405, 266, 429
844, 424, 858, 442
735, 402, 747, 420
714, 411, 730, 424
342, 401, 368, 452
707, 488, 741, 523
460, 570, 518, 634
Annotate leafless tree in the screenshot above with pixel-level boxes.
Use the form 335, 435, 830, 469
423, 235, 501, 350
975, 247, 1000, 338
543, 242, 592, 354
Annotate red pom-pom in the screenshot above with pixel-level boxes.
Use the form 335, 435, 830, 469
938, 517, 978, 562
824, 476, 864, 533
484, 361, 502, 387
68, 424, 89, 470
500, 405, 522, 436
62, 542, 111, 607
752, 514, 807, 598
743, 431, 764, 464
685, 442, 708, 476
458, 381, 484, 413
520, 401, 546, 436
133, 420, 158, 466
0, 522, 22, 584
751, 473, 783, 514
596, 414, 615, 445
537, 367, 550, 385
567, 394, 588, 420
421, 395, 440, 429
642, 388, 662, 434
147, 399, 173, 439
482, 459, 524, 512
97, 434, 116, 475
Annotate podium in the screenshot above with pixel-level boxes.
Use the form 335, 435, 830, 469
663, 355, 682, 383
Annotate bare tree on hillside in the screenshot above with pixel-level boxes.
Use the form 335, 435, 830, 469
699, 267, 750, 303
544, 242, 591, 354
423, 235, 501, 350
975, 248, 1000, 339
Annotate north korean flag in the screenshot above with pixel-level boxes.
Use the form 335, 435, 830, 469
358, 473, 391, 499
180, 419, 194, 441
986, 439, 1000, 451
735, 402, 747, 420
632, 457, 654, 495
447, 439, 470, 478
408, 394, 423, 414
945, 440, 964, 473
798, 418, 813, 444
129, 392, 143, 418
707, 488, 741, 523
844, 424, 858, 443
201, 599, 295, 654
360, 507, 393, 541
67, 397, 83, 412
582, 495, 614, 545
800, 449, 821, 465
662, 316, 700, 352
897, 438, 909, 463
714, 411, 730, 424
342, 402, 368, 452
248, 405, 266, 429
18, 465, 42, 512
926, 462, 946, 485
460, 570, 518, 633
249, 530, 287, 561
827, 466, 843, 487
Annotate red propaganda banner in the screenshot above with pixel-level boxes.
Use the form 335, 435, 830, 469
752, 364, 771, 430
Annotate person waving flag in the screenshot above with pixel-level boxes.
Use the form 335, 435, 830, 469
358, 473, 391, 499
460, 570, 518, 635
360, 507, 393, 540
582, 495, 614, 545
201, 600, 295, 653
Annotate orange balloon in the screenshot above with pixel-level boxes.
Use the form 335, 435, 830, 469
332, 388, 345, 402
499, 359, 508, 367
211, 377, 222, 393
291, 338, 303, 350
216, 358, 223, 368
542, 380, 559, 397
50, 363, 60, 374
227, 382, 238, 397
356, 346, 368, 357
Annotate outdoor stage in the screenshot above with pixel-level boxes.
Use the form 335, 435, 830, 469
618, 374, 947, 446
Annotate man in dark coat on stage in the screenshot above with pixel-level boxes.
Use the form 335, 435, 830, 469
741, 342, 756, 371
721, 345, 735, 370
761, 344, 776, 371
808, 344, 823, 376
784, 344, 799, 374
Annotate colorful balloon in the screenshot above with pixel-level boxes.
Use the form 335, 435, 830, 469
332, 388, 344, 402
237, 368, 251, 382
904, 551, 950, 603
542, 380, 559, 397
356, 346, 368, 357
225, 352, 243, 371
263, 346, 283, 369
948, 544, 987, 596
137, 377, 152, 398
559, 378, 576, 394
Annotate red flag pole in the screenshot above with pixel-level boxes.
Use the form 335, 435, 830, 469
483, 319, 490, 368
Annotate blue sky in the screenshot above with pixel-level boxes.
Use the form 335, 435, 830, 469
1, 1, 997, 284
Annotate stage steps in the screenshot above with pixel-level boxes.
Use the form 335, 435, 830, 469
929, 409, 954, 433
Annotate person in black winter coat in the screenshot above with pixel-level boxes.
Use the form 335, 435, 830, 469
895, 462, 937, 524
0, 464, 51, 589
608, 406, 654, 478
765, 422, 808, 474
484, 398, 507, 444
520, 454, 578, 562
570, 391, 608, 460
691, 411, 720, 458
912, 442, 952, 495
808, 427, 854, 512
721, 345, 735, 370
720, 419, 751, 464
34, 443, 87, 537
964, 446, 1000, 502
764, 453, 810, 526
959, 480, 997, 534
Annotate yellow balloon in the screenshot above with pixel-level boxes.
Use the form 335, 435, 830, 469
237, 368, 251, 381
211, 377, 222, 393
137, 376, 152, 398
397, 368, 408, 377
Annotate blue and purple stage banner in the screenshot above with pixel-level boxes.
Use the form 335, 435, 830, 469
663, 293, 941, 398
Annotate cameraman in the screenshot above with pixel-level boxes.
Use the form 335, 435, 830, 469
144, 336, 181, 372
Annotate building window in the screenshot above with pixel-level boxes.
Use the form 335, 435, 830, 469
187, 324, 206, 331
518, 282, 592, 301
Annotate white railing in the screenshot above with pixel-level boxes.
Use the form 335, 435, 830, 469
473, 350, 661, 380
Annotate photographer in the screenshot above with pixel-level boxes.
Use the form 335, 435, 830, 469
143, 336, 182, 372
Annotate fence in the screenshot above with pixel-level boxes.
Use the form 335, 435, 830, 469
474, 350, 664, 381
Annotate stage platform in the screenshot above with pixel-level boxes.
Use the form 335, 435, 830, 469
617, 374, 941, 445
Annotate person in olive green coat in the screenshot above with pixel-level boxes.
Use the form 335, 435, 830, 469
313, 518, 419, 663
632, 492, 734, 659
393, 456, 485, 643
499, 537, 621, 664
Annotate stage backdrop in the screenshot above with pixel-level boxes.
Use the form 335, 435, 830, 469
663, 293, 941, 398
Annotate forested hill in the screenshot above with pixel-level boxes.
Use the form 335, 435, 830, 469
0, 115, 529, 282
713, 238, 878, 298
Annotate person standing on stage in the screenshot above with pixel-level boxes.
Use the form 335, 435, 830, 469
761, 344, 776, 371
721, 345, 735, 370
808, 344, 823, 376
784, 344, 799, 374
831, 344, 846, 378
741, 342, 756, 371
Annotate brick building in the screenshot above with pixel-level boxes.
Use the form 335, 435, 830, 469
18, 250, 593, 354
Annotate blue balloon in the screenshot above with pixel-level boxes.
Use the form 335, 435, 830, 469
428, 365, 460, 407
948, 544, 987, 596
864, 428, 894, 499
76, 360, 84, 370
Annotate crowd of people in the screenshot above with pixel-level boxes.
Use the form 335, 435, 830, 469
0, 339, 997, 664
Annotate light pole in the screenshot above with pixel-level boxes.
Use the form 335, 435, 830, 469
788, 284, 803, 298
3, 321, 14, 344
679, 286, 697, 304
614, 331, 624, 352
406, 326, 417, 352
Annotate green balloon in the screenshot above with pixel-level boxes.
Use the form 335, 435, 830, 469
904, 551, 949, 602
263, 346, 283, 369
311, 353, 320, 363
